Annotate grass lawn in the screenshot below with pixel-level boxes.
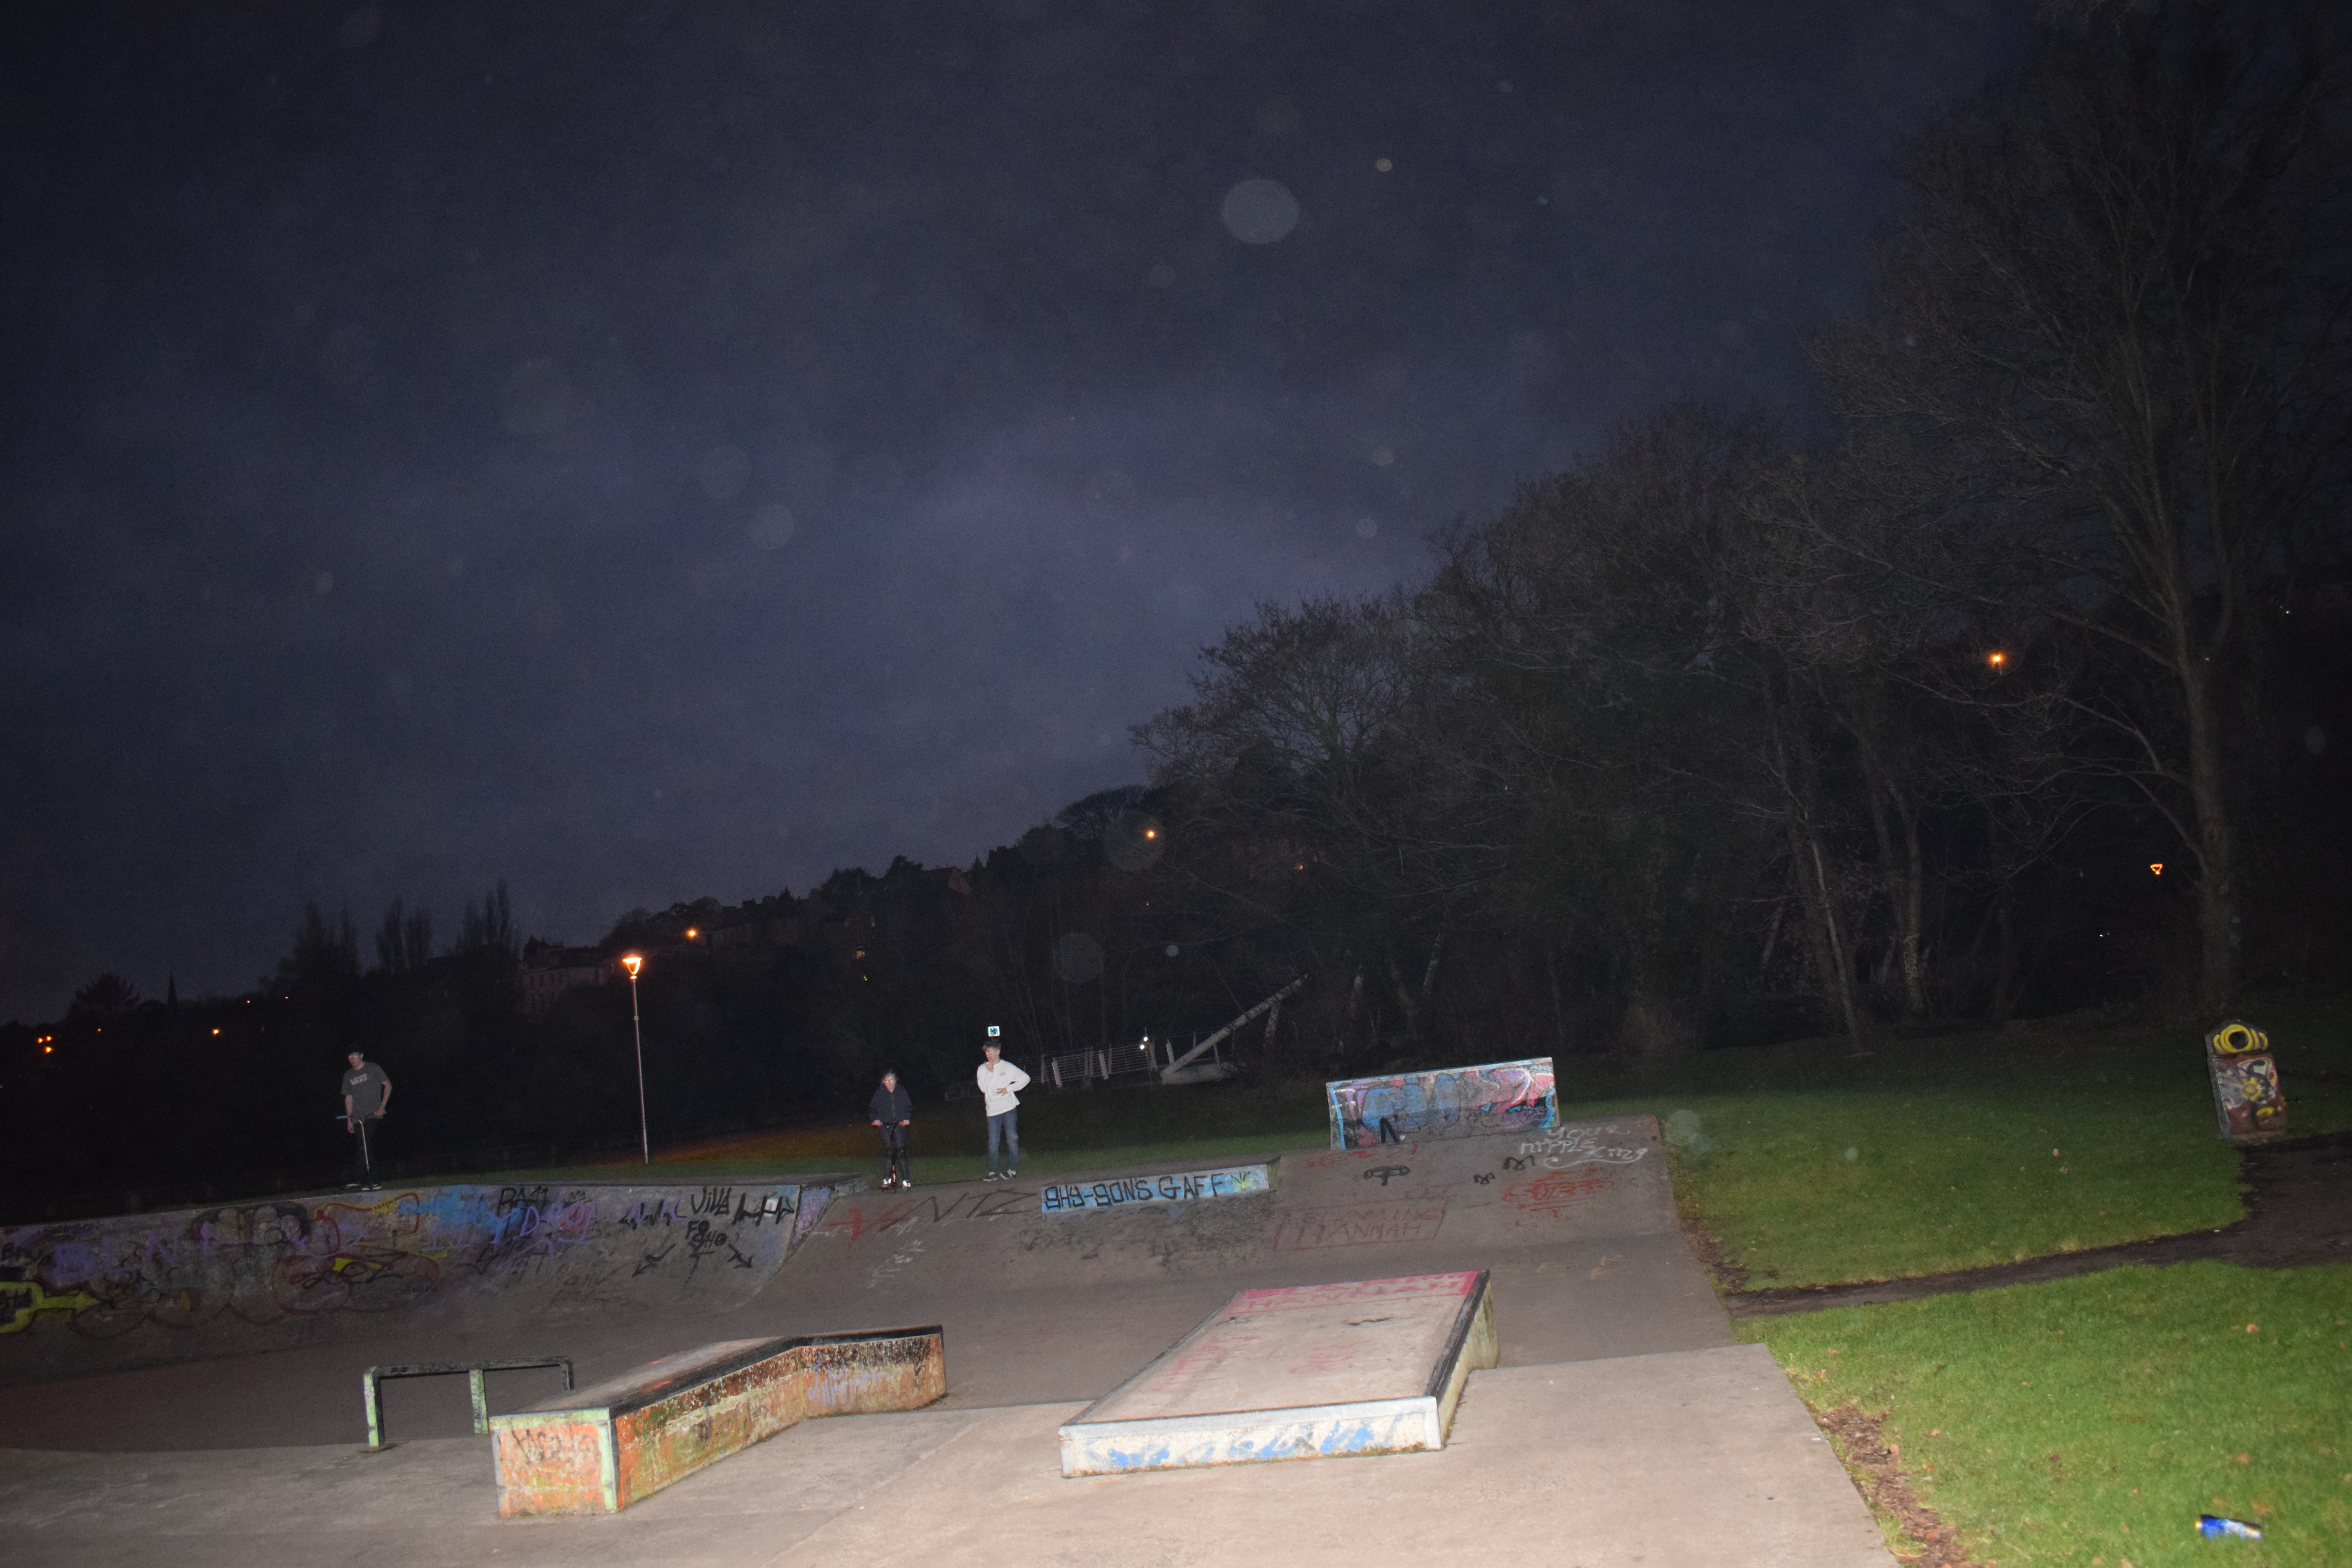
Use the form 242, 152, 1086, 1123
492, 1073, 1335, 1187
1573, 998, 2351, 1286
1652, 1083, 2242, 1287
1739, 1262, 2352, 1566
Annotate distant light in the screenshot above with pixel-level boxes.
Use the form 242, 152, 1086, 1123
1143, 828, 1158, 840
212, 1027, 222, 1035
1987, 651, 2007, 668
2150, 863, 2164, 876
685, 927, 699, 940
43, 1044, 53, 1054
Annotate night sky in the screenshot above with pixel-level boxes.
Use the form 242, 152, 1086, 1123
1, 1, 2033, 1021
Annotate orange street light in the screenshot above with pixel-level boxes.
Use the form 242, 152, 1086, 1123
685, 927, 699, 940
2150, 863, 2165, 876
620, 953, 650, 1164
1987, 650, 2008, 669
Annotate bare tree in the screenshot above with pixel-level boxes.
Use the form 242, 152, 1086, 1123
1135, 593, 1468, 1048
1428, 406, 1804, 1049
1818, 10, 2351, 1010
374, 898, 434, 975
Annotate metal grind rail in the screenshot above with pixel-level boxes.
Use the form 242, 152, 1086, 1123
362, 1355, 573, 1450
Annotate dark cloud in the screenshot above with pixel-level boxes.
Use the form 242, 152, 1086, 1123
0, 0, 2033, 1018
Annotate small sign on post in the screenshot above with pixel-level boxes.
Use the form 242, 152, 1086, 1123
2205, 1020, 2287, 1140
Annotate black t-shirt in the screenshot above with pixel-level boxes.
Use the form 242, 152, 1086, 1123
341, 1062, 390, 1119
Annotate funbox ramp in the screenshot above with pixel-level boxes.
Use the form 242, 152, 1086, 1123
786, 1116, 1668, 1298
1059, 1270, 1499, 1475
0, 1177, 855, 1386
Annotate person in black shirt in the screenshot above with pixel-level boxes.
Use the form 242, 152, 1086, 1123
868, 1070, 914, 1189
340, 1051, 393, 1189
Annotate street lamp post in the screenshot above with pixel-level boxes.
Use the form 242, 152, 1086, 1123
621, 953, 649, 1165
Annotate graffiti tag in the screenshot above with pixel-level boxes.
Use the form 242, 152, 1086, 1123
1501, 1173, 1617, 1218
1269, 1202, 1447, 1251
1515, 1129, 1648, 1169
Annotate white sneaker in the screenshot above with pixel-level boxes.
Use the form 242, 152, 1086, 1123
900, 1180, 914, 1189
1006, 1169, 1018, 1178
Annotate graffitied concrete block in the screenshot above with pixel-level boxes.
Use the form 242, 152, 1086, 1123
1326, 1059, 1557, 1150
1038, 1161, 1274, 1216
488, 1326, 944, 1516
1058, 1270, 1495, 1477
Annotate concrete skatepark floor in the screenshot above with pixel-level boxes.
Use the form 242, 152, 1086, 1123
2, 1117, 1899, 1566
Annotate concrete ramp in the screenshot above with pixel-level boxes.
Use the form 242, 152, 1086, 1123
2, 1116, 1721, 1450
761, 1114, 1708, 1414
1058, 1270, 1497, 1474
1, 1178, 853, 1386
794, 1115, 1667, 1291
0, 1112, 1896, 1564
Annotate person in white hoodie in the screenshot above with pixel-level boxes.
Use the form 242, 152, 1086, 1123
975, 1040, 1031, 1181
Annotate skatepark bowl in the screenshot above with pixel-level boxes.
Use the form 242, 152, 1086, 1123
0, 1117, 1899, 1566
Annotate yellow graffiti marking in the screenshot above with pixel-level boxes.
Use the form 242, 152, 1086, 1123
0, 1280, 102, 1334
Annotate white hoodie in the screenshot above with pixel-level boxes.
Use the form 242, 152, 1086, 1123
976, 1057, 1030, 1116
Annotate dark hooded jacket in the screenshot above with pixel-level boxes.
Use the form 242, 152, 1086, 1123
868, 1083, 914, 1125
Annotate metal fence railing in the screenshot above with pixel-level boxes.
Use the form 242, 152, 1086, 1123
1042, 1040, 1160, 1089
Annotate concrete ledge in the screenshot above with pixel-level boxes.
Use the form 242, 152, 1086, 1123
489, 1326, 943, 1515
1059, 1270, 1496, 1477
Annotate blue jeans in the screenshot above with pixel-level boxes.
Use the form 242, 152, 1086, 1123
987, 1109, 1020, 1174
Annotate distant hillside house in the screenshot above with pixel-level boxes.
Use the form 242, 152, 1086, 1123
521, 947, 611, 1014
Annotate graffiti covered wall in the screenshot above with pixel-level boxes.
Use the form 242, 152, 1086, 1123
0, 1178, 846, 1387
1324, 1058, 1557, 1151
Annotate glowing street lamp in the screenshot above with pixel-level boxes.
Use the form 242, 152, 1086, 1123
621, 952, 649, 1165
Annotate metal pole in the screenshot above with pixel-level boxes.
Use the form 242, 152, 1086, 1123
629, 973, 650, 1165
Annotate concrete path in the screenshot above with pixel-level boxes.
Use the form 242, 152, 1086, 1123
1, 1346, 1887, 1568
0, 1114, 1897, 1564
